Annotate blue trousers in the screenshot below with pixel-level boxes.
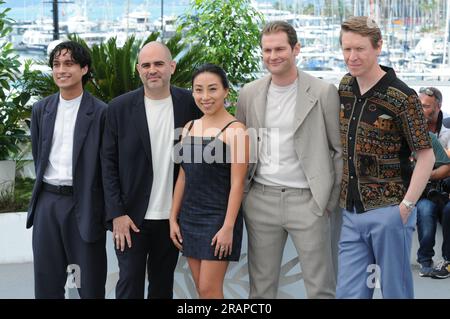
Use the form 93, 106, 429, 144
416, 199, 450, 265
336, 205, 416, 299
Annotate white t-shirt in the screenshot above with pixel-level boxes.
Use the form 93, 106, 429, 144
144, 96, 175, 220
254, 79, 309, 188
438, 112, 450, 150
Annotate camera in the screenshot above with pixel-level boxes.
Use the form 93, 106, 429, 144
424, 182, 449, 210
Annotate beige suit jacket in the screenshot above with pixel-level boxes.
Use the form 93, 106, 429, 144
236, 69, 343, 214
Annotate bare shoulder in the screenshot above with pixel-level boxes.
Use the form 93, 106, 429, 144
183, 119, 195, 130
224, 120, 248, 144
224, 120, 247, 136
180, 119, 197, 138
228, 120, 247, 131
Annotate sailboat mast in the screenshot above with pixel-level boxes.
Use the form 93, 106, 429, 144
52, 0, 59, 40
161, 0, 165, 38
126, 0, 130, 37
443, 0, 450, 65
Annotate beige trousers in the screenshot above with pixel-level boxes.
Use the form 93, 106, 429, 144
243, 182, 336, 299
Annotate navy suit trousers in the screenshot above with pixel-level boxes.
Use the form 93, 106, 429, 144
32, 190, 107, 299
115, 220, 179, 299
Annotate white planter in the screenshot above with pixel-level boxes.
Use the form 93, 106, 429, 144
0, 212, 33, 264
0, 160, 16, 194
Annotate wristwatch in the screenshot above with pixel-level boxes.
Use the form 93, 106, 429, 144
401, 199, 415, 211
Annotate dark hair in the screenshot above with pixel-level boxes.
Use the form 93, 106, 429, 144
49, 41, 92, 86
419, 87, 442, 107
191, 63, 229, 89
340, 16, 382, 49
261, 21, 298, 49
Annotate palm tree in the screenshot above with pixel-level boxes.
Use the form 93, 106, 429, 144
85, 33, 153, 102
27, 32, 204, 103
82, 31, 204, 102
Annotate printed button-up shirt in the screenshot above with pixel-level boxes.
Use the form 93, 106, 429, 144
339, 66, 432, 213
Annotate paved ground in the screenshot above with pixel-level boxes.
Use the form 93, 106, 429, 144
1, 222, 449, 299
1, 259, 449, 299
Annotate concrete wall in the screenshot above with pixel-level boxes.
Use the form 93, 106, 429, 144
0, 212, 33, 264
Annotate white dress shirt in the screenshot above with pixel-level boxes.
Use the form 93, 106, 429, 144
43, 93, 82, 186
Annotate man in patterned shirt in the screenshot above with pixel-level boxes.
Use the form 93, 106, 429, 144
336, 16, 435, 298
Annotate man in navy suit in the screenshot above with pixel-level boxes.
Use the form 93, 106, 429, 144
27, 41, 107, 299
102, 41, 202, 299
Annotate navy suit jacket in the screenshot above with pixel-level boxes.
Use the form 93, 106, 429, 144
101, 86, 202, 229
27, 91, 108, 243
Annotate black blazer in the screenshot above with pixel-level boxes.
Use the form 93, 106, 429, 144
101, 86, 202, 229
27, 91, 108, 243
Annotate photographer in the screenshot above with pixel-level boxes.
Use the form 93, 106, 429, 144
417, 88, 450, 279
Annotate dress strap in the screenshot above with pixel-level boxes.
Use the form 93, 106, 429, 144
182, 120, 195, 138
187, 120, 195, 133
215, 120, 239, 139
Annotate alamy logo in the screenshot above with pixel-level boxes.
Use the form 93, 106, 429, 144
171, 126, 281, 174
66, 264, 81, 289
366, 264, 381, 289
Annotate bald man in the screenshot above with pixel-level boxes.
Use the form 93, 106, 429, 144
102, 42, 202, 299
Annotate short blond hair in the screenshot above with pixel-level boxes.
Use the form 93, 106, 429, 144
340, 16, 382, 49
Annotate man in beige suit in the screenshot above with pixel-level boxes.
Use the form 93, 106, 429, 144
236, 21, 342, 298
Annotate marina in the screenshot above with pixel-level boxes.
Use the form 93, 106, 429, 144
3, 0, 450, 115
5, 1, 450, 82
